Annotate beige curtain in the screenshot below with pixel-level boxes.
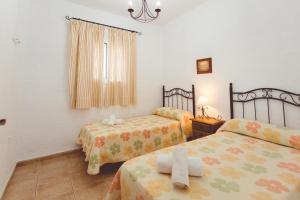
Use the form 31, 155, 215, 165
103, 28, 137, 107
69, 20, 104, 109
69, 20, 137, 109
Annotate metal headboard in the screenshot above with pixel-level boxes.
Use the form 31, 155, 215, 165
163, 85, 196, 117
230, 83, 300, 127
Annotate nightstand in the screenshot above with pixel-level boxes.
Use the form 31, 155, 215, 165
188, 117, 225, 141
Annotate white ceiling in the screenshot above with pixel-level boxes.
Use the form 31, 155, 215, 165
67, 0, 206, 24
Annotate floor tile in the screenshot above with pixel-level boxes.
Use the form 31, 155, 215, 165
36, 178, 73, 200
74, 182, 106, 200
3, 178, 36, 200
11, 161, 39, 184
2, 150, 121, 200
40, 156, 70, 172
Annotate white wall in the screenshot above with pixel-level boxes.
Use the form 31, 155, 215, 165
0, 0, 19, 196
162, 0, 300, 128
15, 0, 164, 160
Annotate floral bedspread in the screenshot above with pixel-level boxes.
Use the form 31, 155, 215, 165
105, 131, 300, 200
78, 115, 188, 175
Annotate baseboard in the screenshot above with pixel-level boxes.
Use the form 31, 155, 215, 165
17, 148, 82, 167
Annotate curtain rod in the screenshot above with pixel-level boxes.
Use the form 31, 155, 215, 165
65, 16, 142, 35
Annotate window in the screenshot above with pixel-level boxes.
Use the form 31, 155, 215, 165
93, 42, 108, 81
103, 43, 108, 80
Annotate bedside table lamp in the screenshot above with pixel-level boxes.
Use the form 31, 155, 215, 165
197, 96, 209, 118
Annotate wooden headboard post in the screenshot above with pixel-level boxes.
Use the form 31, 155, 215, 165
229, 83, 234, 119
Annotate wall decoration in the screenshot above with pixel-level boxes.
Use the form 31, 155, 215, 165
196, 58, 212, 74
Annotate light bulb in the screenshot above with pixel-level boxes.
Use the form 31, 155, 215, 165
197, 96, 208, 105
156, 1, 161, 8
128, 0, 133, 8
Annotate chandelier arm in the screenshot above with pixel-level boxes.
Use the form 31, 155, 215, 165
130, 8, 143, 19
132, 10, 143, 19
131, 0, 146, 19
143, 0, 156, 18
145, 7, 158, 19
128, 0, 161, 23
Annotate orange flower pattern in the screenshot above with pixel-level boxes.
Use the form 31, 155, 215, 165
277, 162, 300, 173
162, 127, 168, 135
243, 137, 259, 144
95, 136, 105, 148
136, 196, 144, 200
143, 130, 151, 139
121, 132, 130, 141
246, 122, 262, 134
290, 135, 300, 149
291, 149, 300, 154
226, 147, 244, 155
255, 179, 289, 193
202, 157, 221, 165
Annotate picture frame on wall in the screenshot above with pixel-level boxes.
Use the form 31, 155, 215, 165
196, 58, 212, 74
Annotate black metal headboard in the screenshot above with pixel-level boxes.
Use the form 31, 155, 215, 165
163, 85, 196, 117
230, 83, 300, 127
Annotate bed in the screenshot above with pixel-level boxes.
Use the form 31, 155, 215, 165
105, 83, 300, 200
77, 85, 196, 175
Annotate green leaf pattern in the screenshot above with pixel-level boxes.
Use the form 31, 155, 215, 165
154, 137, 162, 147
242, 163, 267, 174
261, 151, 283, 159
129, 166, 150, 182
89, 154, 98, 169
210, 178, 240, 193
171, 133, 178, 143
110, 143, 120, 155
134, 140, 143, 151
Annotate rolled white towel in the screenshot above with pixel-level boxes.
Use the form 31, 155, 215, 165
171, 147, 189, 188
188, 157, 204, 177
156, 154, 173, 174
156, 155, 204, 177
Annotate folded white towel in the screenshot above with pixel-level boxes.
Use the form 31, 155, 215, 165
171, 147, 189, 188
156, 155, 204, 177
102, 114, 123, 126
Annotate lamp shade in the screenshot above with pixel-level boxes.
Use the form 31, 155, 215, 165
197, 96, 207, 106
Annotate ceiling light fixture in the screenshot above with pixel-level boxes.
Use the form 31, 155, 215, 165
128, 0, 161, 23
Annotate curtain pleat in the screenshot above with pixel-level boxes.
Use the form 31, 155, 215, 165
68, 20, 137, 109
69, 20, 104, 109
105, 28, 137, 107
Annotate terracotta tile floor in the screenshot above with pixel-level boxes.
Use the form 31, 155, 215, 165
2, 151, 121, 200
